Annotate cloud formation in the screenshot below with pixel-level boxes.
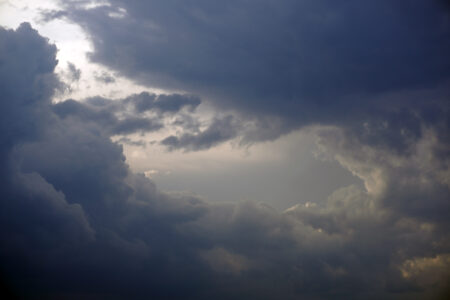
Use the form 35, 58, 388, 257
0, 22, 449, 299
67, 62, 81, 82
59, 0, 449, 141
161, 115, 239, 151
52, 91, 201, 136
45, 0, 450, 156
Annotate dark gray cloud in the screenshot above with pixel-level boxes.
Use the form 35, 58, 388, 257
1, 19, 449, 300
67, 62, 81, 82
161, 115, 239, 151
53, 98, 163, 135
126, 92, 201, 114
60, 0, 449, 140
53, 0, 450, 155
53, 90, 201, 136
314, 124, 450, 224
0, 22, 59, 158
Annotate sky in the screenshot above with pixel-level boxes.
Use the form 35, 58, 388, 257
0, 0, 449, 299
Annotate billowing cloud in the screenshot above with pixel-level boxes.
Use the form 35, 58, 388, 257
0, 23, 449, 299
57, 0, 449, 144
161, 115, 239, 151
52, 90, 201, 137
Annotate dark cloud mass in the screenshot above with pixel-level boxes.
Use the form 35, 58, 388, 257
161, 115, 239, 151
127, 92, 201, 114
63, 0, 450, 138
52, 91, 200, 136
0, 3, 449, 300
52, 0, 450, 154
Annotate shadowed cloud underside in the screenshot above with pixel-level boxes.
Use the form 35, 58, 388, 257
0, 1, 449, 298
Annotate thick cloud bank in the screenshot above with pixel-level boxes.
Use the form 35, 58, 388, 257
59, 0, 450, 145
0, 20, 449, 300
53, 91, 200, 136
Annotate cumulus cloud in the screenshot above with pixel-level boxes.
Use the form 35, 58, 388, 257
48, 0, 450, 156
1, 17, 449, 300
313, 124, 450, 223
59, 0, 450, 144
52, 90, 201, 137
161, 115, 239, 151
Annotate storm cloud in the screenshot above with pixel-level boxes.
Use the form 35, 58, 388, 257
0, 3, 449, 300
44, 0, 450, 156
161, 115, 239, 151
52, 91, 201, 136
60, 0, 450, 139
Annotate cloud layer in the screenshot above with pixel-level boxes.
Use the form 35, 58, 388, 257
60, 0, 449, 138
0, 22, 449, 299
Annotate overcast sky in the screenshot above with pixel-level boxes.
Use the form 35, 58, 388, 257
0, 0, 449, 299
